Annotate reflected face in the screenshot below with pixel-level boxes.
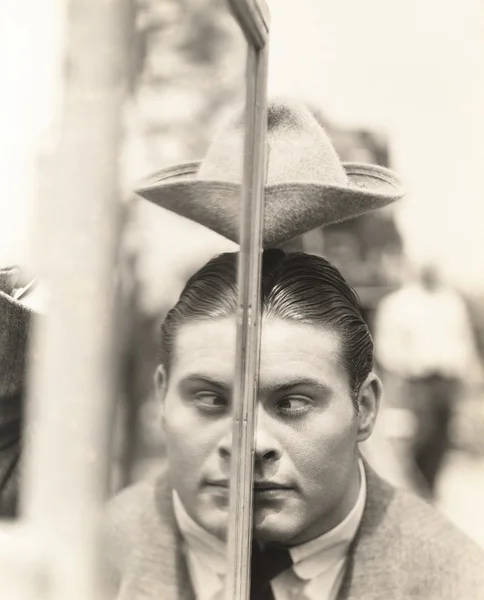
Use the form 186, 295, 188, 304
158, 317, 375, 545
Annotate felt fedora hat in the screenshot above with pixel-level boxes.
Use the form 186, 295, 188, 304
136, 99, 404, 247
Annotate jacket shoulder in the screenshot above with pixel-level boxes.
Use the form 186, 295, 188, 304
392, 486, 484, 595
104, 478, 161, 542
354, 467, 484, 599
393, 487, 483, 556
101, 474, 175, 595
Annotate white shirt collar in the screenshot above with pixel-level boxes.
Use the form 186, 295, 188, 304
173, 490, 227, 575
173, 459, 366, 581
290, 459, 366, 580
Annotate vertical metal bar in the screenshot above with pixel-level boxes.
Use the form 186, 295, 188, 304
228, 0, 269, 49
225, 20, 269, 600
19, 0, 132, 598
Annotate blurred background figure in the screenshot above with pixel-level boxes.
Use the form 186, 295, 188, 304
374, 263, 484, 497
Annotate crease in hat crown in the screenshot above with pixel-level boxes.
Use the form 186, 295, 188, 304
197, 99, 348, 187
135, 98, 405, 246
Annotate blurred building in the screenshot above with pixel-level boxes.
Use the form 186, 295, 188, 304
280, 109, 403, 330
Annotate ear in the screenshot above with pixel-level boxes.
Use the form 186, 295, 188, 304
356, 372, 382, 443
154, 364, 168, 423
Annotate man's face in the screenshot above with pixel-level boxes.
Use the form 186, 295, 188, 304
157, 317, 378, 546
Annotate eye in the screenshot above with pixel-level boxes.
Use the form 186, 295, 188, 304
277, 396, 312, 416
194, 392, 228, 413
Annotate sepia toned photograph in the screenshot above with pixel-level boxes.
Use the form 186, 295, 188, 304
1, 1, 484, 598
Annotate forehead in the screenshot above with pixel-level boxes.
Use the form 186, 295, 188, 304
169, 317, 348, 389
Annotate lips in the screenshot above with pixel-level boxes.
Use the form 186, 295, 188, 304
206, 480, 292, 492
253, 482, 292, 492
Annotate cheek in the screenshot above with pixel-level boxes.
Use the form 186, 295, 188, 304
286, 405, 358, 483
163, 395, 226, 470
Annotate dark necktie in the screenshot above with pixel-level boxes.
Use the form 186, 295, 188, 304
250, 542, 293, 600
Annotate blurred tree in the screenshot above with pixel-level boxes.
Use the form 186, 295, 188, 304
132, 0, 245, 170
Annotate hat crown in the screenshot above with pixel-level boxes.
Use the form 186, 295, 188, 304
197, 99, 348, 187
136, 98, 404, 247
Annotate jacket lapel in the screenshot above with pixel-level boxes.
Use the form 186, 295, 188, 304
118, 473, 196, 600
338, 462, 404, 600
124, 462, 402, 600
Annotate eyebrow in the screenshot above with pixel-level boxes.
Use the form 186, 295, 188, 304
178, 374, 330, 395
178, 374, 231, 394
259, 377, 330, 394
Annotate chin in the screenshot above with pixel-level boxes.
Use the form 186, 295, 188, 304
196, 503, 230, 542
252, 509, 302, 545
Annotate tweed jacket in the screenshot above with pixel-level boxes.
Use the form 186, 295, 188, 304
104, 462, 484, 600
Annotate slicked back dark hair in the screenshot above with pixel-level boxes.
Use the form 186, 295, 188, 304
161, 249, 373, 410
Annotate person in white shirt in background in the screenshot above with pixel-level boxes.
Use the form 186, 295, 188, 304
373, 263, 483, 497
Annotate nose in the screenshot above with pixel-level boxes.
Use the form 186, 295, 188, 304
218, 407, 282, 466
254, 413, 282, 464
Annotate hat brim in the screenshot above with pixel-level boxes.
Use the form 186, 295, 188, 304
135, 161, 404, 247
